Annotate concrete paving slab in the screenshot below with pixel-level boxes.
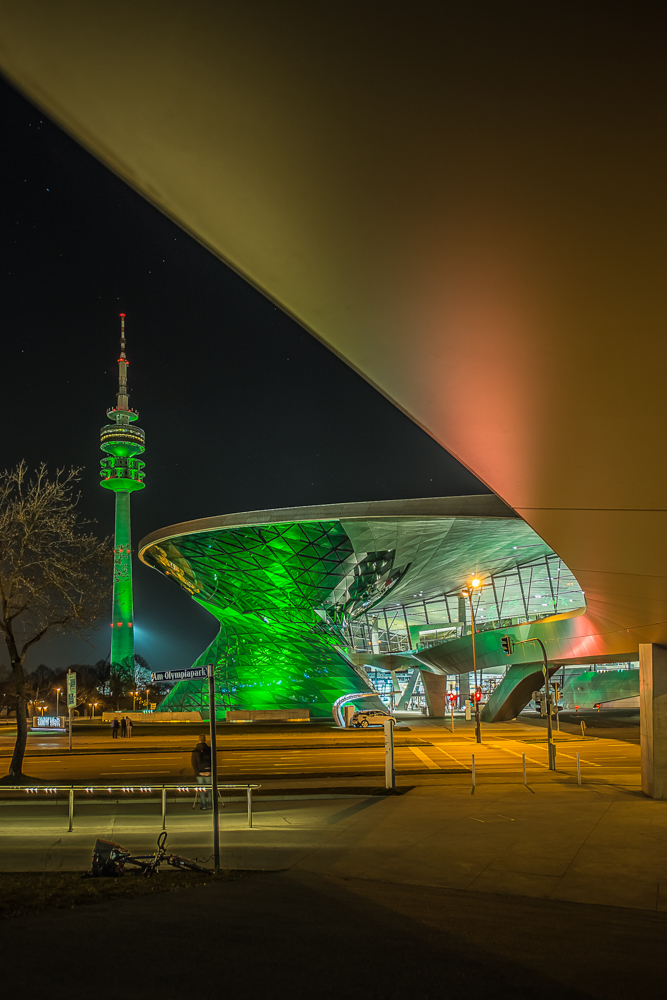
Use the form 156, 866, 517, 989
466, 867, 560, 898
550, 871, 659, 910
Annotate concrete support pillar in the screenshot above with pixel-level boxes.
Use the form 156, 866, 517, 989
420, 671, 448, 717
639, 643, 667, 799
458, 671, 470, 707
458, 596, 466, 638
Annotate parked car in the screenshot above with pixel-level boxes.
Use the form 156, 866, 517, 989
350, 709, 396, 729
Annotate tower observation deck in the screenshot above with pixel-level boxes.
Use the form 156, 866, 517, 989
100, 314, 145, 668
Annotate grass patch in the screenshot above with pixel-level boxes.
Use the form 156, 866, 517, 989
0, 868, 264, 920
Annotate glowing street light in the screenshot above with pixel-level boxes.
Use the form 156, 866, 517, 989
461, 574, 484, 744
55, 687, 62, 717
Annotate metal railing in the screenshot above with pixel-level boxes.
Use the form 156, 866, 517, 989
0, 783, 260, 832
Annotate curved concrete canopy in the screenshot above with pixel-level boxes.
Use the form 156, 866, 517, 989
3, 5, 667, 650
138, 495, 548, 611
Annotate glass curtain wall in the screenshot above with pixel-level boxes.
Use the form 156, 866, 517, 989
348, 554, 584, 655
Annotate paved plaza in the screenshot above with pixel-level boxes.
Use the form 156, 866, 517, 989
2, 769, 665, 913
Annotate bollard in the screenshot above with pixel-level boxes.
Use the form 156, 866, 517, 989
68, 786, 74, 832
247, 786, 253, 828
580, 720, 586, 738
383, 717, 396, 789
522, 753, 527, 785
161, 786, 167, 830
471, 753, 476, 791
577, 753, 581, 785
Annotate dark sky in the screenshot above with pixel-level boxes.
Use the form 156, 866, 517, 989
1, 76, 488, 672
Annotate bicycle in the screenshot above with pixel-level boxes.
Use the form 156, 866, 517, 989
88, 830, 212, 877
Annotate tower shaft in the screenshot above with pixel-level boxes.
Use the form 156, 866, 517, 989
100, 314, 145, 670
111, 491, 134, 665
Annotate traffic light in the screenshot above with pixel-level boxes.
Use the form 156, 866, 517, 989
474, 688, 482, 702
500, 635, 513, 655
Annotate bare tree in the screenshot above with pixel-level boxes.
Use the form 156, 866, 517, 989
0, 464, 111, 779
57, 662, 109, 715
24, 663, 55, 713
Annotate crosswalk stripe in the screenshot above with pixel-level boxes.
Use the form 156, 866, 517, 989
409, 747, 441, 770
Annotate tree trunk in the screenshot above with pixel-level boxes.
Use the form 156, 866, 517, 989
8, 655, 27, 777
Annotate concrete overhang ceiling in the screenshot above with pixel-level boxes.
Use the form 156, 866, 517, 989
2, 3, 667, 651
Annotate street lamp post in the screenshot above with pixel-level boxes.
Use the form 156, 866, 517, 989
55, 687, 61, 718
462, 575, 483, 744
513, 636, 556, 770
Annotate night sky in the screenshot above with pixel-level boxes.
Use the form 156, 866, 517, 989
1, 76, 488, 672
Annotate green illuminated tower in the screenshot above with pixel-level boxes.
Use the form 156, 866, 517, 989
100, 314, 145, 667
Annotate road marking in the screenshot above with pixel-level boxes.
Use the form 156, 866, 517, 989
100, 771, 172, 775
409, 747, 440, 769
431, 744, 468, 768
554, 752, 601, 766
486, 743, 547, 768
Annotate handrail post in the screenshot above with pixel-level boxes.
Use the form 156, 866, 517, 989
68, 786, 74, 832
247, 786, 253, 828
161, 785, 166, 830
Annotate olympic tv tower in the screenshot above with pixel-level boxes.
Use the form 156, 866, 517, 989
100, 315, 145, 667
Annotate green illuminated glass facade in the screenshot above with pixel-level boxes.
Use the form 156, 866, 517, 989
144, 519, 389, 718
138, 496, 583, 720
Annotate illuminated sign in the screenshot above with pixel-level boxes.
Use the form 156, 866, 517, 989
151, 667, 208, 682
34, 716, 65, 729
67, 671, 77, 709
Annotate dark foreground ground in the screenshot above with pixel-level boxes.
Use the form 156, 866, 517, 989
1, 868, 664, 999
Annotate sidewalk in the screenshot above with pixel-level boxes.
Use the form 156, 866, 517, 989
2, 775, 666, 912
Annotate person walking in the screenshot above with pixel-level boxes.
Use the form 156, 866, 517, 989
111, 717, 119, 739
191, 734, 212, 810
126, 716, 133, 738
120, 716, 127, 738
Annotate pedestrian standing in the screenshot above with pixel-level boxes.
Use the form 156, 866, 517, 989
120, 716, 127, 738
111, 718, 119, 739
126, 716, 133, 738
191, 734, 212, 810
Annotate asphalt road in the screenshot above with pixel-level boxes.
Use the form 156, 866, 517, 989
0, 718, 641, 785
